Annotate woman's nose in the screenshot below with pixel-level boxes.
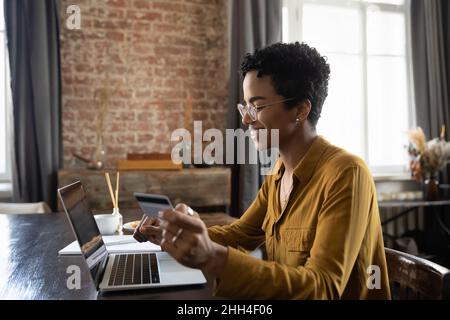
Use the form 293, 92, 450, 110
242, 112, 254, 126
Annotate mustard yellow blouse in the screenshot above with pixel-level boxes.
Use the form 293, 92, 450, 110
208, 136, 391, 299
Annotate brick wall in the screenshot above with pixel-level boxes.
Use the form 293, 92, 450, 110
60, 0, 230, 168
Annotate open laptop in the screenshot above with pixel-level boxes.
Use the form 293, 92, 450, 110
58, 181, 206, 292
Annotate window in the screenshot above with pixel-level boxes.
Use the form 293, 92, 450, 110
283, 0, 414, 175
0, 0, 11, 182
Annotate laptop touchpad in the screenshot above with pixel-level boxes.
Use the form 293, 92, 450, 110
159, 259, 195, 273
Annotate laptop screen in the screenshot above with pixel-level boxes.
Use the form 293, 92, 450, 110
58, 181, 108, 288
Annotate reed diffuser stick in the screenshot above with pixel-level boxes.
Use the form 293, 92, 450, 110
105, 172, 116, 209
115, 172, 120, 209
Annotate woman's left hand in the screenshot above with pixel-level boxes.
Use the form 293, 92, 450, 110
158, 208, 228, 276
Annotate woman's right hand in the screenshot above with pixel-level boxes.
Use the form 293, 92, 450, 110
134, 215, 163, 245
133, 203, 199, 245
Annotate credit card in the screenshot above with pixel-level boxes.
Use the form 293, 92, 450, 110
134, 192, 173, 217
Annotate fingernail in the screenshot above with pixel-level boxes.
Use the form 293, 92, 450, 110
158, 211, 164, 217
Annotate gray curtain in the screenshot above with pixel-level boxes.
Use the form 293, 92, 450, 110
410, 0, 450, 254
228, 0, 282, 216
411, 0, 450, 167
4, 0, 62, 210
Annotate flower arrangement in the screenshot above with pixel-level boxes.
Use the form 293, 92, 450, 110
408, 125, 450, 182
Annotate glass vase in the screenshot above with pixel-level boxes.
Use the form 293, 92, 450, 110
423, 175, 440, 201
92, 134, 105, 170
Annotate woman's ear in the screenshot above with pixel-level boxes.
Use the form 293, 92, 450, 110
296, 99, 312, 122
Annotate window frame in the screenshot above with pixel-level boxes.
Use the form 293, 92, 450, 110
282, 0, 415, 176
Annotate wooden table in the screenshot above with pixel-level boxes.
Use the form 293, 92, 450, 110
0, 212, 235, 300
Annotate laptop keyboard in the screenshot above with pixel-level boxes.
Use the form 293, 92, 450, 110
108, 253, 160, 286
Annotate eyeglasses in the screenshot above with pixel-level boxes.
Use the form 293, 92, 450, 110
237, 97, 296, 122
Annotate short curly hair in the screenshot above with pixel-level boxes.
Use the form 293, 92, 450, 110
241, 42, 330, 127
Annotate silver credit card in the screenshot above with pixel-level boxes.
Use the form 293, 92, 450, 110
134, 192, 173, 218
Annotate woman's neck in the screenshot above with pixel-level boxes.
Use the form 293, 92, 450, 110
280, 128, 318, 175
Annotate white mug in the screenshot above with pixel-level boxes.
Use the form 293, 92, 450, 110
94, 214, 120, 235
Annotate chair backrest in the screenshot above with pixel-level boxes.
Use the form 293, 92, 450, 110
385, 247, 450, 299
0, 202, 52, 214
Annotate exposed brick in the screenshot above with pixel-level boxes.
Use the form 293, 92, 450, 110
126, 10, 162, 21
60, 0, 229, 168
106, 9, 126, 19
114, 134, 136, 144
134, 0, 152, 9
105, 0, 126, 7
137, 133, 155, 143
153, 45, 185, 56
133, 122, 152, 131
153, 2, 186, 12
105, 31, 125, 41
154, 23, 185, 34
93, 19, 129, 30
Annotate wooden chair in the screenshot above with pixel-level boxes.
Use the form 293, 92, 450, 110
385, 247, 450, 299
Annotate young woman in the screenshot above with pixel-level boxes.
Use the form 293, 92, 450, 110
135, 42, 390, 300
